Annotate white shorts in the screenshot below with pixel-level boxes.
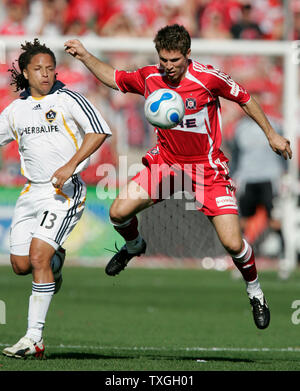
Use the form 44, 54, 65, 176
10, 174, 86, 256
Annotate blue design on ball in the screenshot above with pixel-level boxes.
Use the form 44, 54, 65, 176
170, 112, 179, 123
150, 92, 173, 113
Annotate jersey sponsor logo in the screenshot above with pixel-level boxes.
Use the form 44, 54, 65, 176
185, 97, 197, 110
172, 110, 208, 134
20, 125, 59, 135
215, 196, 237, 207
45, 109, 57, 123
33, 103, 41, 110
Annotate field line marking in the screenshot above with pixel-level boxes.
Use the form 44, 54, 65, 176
0, 343, 300, 352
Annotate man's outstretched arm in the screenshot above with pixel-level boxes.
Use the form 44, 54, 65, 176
241, 97, 292, 160
64, 39, 118, 90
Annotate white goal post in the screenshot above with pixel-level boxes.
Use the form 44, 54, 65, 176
1, 36, 299, 271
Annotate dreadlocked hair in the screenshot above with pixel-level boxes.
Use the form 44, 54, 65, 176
8, 38, 56, 92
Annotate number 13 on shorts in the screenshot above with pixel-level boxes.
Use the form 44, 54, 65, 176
36, 205, 84, 248
40, 211, 57, 230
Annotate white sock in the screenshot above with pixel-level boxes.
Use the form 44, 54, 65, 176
246, 278, 263, 300
25, 282, 55, 342
126, 235, 144, 254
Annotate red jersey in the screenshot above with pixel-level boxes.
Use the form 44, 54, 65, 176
115, 60, 250, 165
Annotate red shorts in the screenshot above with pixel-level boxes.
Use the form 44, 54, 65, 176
132, 146, 238, 216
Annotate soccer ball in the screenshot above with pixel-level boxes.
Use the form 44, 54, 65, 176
144, 88, 185, 129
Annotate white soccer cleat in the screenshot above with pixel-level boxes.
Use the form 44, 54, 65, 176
53, 247, 66, 294
2, 336, 45, 359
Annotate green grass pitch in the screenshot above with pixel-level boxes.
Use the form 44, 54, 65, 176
0, 265, 300, 371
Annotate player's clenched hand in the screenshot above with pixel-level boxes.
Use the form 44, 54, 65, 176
268, 132, 292, 160
51, 162, 76, 190
64, 39, 89, 61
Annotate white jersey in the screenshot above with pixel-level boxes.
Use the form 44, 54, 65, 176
0, 81, 112, 183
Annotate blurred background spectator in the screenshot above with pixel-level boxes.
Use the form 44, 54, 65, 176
25, 0, 67, 36
0, 0, 29, 35
0, 0, 292, 40
230, 3, 263, 39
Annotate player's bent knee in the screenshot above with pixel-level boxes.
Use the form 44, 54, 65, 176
29, 252, 51, 271
11, 264, 30, 275
10, 255, 31, 275
109, 212, 129, 225
109, 203, 130, 225
223, 240, 243, 256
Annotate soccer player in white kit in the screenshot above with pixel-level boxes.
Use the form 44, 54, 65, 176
1, 39, 111, 358
65, 25, 292, 332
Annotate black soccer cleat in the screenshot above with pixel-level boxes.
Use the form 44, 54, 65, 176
105, 239, 147, 276
250, 296, 270, 329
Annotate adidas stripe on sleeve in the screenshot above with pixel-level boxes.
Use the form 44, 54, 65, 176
202, 64, 251, 104
60, 89, 112, 136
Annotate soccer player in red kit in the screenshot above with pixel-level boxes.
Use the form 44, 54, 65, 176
65, 24, 292, 330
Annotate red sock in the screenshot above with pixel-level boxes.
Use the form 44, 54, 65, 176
113, 216, 139, 241
232, 240, 257, 282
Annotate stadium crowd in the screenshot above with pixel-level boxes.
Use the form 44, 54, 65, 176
0, 0, 297, 187
0, 0, 291, 39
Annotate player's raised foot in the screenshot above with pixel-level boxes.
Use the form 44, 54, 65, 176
250, 295, 270, 329
105, 239, 147, 276
53, 247, 66, 294
2, 336, 45, 359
